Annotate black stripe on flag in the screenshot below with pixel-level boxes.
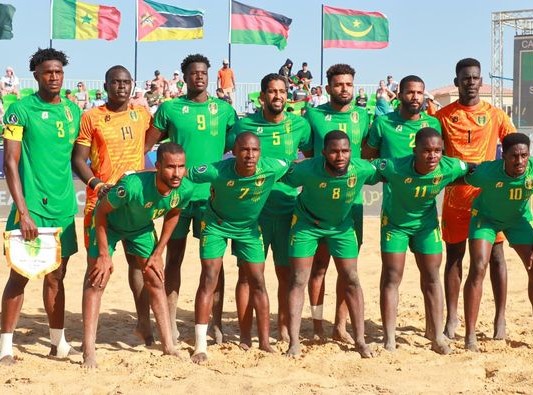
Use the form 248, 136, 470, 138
232, 0, 291, 28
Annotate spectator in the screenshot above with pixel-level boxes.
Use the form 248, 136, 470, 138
130, 87, 150, 112
0, 66, 19, 97
216, 87, 232, 105
217, 59, 236, 107
375, 79, 395, 117
151, 69, 168, 95
311, 85, 328, 107
168, 70, 185, 98
65, 89, 76, 103
74, 81, 89, 110
355, 88, 368, 108
296, 62, 313, 89
89, 89, 106, 108
386, 75, 399, 95
278, 58, 293, 84
291, 81, 308, 102
144, 82, 162, 114
161, 89, 172, 103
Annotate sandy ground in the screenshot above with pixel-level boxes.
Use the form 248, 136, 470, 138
0, 217, 532, 394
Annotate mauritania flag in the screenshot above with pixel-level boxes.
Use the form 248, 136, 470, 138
0, 3, 15, 40
52, 0, 121, 41
231, 1, 292, 50
137, 0, 203, 42
323, 6, 389, 49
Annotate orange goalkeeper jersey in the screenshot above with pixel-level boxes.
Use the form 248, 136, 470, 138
77, 103, 152, 213
436, 100, 515, 210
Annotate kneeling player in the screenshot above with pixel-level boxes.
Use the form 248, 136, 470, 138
82, 142, 193, 368
463, 133, 533, 352
375, 127, 469, 354
284, 130, 377, 358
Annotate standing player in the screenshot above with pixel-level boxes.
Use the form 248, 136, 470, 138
82, 142, 193, 368
436, 58, 515, 340
72, 65, 154, 344
228, 73, 311, 342
463, 133, 533, 351
375, 128, 468, 354
1, 48, 81, 364
284, 131, 377, 358
145, 54, 238, 344
188, 133, 289, 363
303, 63, 370, 344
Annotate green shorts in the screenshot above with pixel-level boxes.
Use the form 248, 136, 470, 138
171, 200, 206, 240
6, 209, 77, 258
381, 220, 442, 254
259, 212, 291, 267
289, 214, 359, 259
88, 224, 157, 259
352, 203, 363, 247
469, 211, 533, 245
200, 220, 265, 263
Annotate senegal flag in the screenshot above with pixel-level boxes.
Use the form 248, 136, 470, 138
323, 6, 388, 49
137, 0, 204, 42
52, 0, 121, 40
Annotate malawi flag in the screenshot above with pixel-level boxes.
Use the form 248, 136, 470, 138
52, 0, 120, 40
137, 0, 204, 42
0, 3, 15, 40
323, 6, 389, 49
231, 1, 292, 50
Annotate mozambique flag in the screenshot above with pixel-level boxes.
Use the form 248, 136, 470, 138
137, 0, 204, 42
0, 3, 15, 40
52, 0, 120, 40
323, 6, 389, 49
231, 1, 292, 50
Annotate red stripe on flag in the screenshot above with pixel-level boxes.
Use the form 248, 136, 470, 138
323, 6, 386, 19
231, 13, 289, 38
323, 40, 388, 49
97, 5, 121, 40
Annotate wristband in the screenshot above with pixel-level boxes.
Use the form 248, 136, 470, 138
89, 177, 103, 190
93, 182, 105, 192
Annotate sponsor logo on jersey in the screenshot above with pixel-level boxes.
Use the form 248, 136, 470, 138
196, 165, 208, 173
319, 182, 327, 188
404, 177, 412, 184
170, 194, 180, 208
325, 114, 332, 121
208, 102, 218, 115
495, 182, 503, 188
7, 113, 18, 124
182, 106, 189, 114
432, 175, 443, 185
477, 115, 487, 125
130, 111, 138, 121
256, 127, 263, 134
227, 180, 235, 187
255, 176, 265, 186
64, 107, 73, 122
105, 114, 111, 122
451, 116, 459, 123
347, 175, 356, 188
421, 121, 429, 128
116, 186, 127, 198
41, 112, 48, 120
379, 159, 387, 170
395, 125, 402, 132
351, 112, 359, 123
525, 178, 533, 190
144, 202, 153, 208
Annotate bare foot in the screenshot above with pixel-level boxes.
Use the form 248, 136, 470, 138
355, 341, 373, 358
50, 344, 81, 358
82, 353, 98, 369
383, 338, 396, 352
444, 318, 459, 340
134, 324, 154, 346
191, 352, 208, 364
278, 326, 290, 343
332, 327, 355, 345
493, 318, 506, 340
285, 343, 301, 357
259, 342, 275, 353
163, 348, 184, 360
431, 338, 452, 355
465, 334, 480, 352
210, 324, 224, 345
0, 355, 16, 365
239, 334, 252, 351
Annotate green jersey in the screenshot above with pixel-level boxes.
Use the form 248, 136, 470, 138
228, 111, 311, 215
282, 157, 378, 229
187, 157, 289, 228
304, 102, 370, 157
3, 93, 81, 218
153, 96, 238, 201
367, 111, 442, 158
106, 171, 193, 236
375, 156, 468, 229
466, 158, 533, 225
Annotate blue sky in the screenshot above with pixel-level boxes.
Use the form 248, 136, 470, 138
1, 0, 531, 90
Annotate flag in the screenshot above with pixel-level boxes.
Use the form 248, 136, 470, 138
52, 0, 121, 41
0, 3, 15, 40
137, 0, 204, 42
323, 6, 389, 49
231, 1, 292, 50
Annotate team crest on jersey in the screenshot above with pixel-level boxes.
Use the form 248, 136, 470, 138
170, 194, 180, 208
319, 182, 327, 188
432, 175, 443, 185
41, 112, 48, 120
477, 115, 487, 125
129, 111, 138, 121
525, 178, 533, 190
255, 176, 265, 186
208, 102, 218, 115
495, 182, 503, 188
379, 159, 387, 170
325, 114, 332, 121
196, 165, 208, 173
404, 177, 413, 184
64, 107, 73, 122
351, 112, 359, 123
451, 115, 459, 123
7, 113, 18, 124
116, 186, 127, 198
347, 175, 357, 188
182, 106, 189, 114
395, 125, 402, 132
227, 180, 235, 187
144, 202, 153, 208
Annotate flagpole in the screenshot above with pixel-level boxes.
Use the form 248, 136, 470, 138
134, 0, 139, 83
49, 0, 54, 48
320, 4, 324, 86
227, 0, 232, 65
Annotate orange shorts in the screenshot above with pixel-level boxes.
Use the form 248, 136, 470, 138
441, 204, 505, 244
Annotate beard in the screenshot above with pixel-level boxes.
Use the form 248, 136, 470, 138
325, 160, 348, 176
